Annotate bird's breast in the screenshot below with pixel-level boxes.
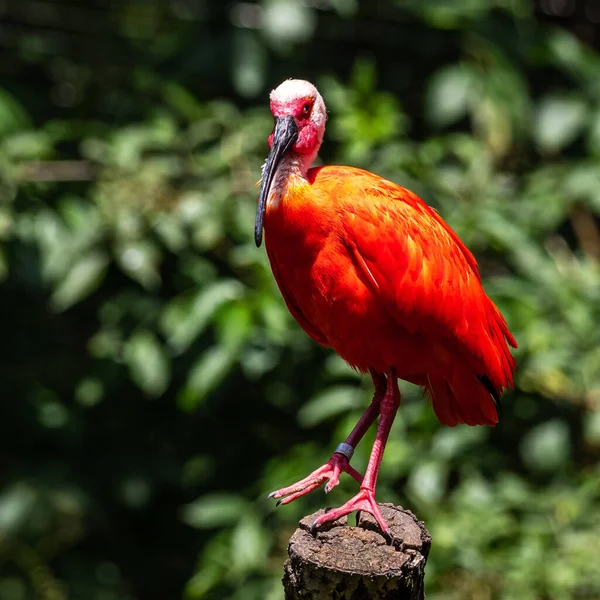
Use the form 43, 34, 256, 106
264, 194, 422, 373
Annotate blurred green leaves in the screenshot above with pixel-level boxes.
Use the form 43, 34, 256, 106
520, 419, 571, 473
0, 90, 31, 136
161, 280, 245, 354
2, 1, 600, 600
324, 59, 407, 163
297, 385, 364, 428
426, 65, 473, 128
182, 494, 249, 529
50, 251, 109, 312
534, 95, 587, 153
124, 330, 171, 397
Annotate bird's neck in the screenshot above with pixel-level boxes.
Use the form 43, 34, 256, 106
266, 151, 315, 211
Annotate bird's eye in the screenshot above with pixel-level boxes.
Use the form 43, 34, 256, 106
302, 102, 312, 116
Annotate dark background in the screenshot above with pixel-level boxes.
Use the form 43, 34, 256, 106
1, 1, 600, 599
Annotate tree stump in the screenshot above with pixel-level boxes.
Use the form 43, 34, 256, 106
283, 503, 431, 600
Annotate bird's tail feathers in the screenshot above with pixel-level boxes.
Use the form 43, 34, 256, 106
425, 371, 499, 427
480, 299, 517, 394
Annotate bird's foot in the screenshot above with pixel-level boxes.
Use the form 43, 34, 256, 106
309, 487, 392, 543
268, 452, 362, 506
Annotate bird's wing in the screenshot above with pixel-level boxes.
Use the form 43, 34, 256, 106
333, 168, 516, 393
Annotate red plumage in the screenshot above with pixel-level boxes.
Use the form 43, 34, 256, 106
265, 165, 516, 426
256, 79, 517, 538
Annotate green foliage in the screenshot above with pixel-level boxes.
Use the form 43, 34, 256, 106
1, 1, 599, 599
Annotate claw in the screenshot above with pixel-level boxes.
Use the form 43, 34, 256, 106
277, 481, 323, 506
382, 528, 393, 545
324, 479, 337, 494
267, 453, 362, 507
309, 487, 391, 541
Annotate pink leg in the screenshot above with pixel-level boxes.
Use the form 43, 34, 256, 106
268, 371, 386, 506
309, 370, 401, 542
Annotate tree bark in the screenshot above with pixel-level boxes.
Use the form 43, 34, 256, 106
283, 503, 431, 600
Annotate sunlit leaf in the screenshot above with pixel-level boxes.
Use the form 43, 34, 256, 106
583, 411, 600, 446
233, 30, 266, 98
0, 484, 37, 535
181, 493, 248, 529
178, 346, 235, 411
116, 240, 162, 289
407, 460, 447, 505
426, 64, 473, 128
50, 251, 109, 311
520, 420, 571, 473
262, 0, 316, 47
0, 89, 31, 136
297, 385, 364, 428
534, 96, 587, 153
124, 330, 171, 397
215, 302, 253, 351
231, 512, 269, 573
161, 280, 244, 353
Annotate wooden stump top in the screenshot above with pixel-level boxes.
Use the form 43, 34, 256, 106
283, 503, 431, 599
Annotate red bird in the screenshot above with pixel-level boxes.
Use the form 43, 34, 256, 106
255, 79, 517, 540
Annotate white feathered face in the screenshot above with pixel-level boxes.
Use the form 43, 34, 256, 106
268, 79, 327, 155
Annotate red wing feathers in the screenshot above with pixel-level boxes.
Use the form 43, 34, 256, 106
330, 168, 516, 404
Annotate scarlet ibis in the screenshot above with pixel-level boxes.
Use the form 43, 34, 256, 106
256, 79, 517, 540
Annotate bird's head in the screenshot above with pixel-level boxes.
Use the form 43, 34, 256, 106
255, 79, 327, 246
268, 79, 327, 157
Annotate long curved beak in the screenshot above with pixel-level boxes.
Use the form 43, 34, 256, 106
255, 115, 298, 247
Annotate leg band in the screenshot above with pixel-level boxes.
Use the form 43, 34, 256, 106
334, 442, 355, 461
